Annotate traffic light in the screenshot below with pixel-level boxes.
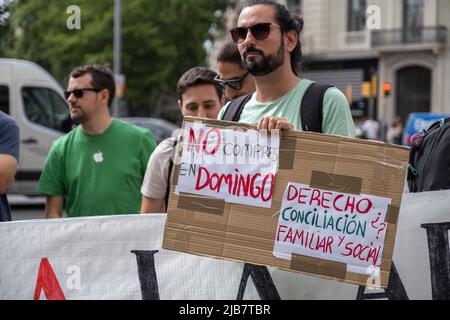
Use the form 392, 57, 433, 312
361, 82, 371, 98
382, 82, 392, 96
371, 74, 378, 97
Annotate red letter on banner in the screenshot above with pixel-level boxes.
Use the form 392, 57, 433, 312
33, 258, 66, 300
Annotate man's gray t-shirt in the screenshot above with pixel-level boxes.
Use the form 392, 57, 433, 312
0, 112, 20, 221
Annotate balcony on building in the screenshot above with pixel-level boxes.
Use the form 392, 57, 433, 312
371, 26, 447, 53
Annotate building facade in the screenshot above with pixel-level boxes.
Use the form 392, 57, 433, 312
210, 0, 450, 126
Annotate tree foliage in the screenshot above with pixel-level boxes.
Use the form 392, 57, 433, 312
1, 0, 228, 115
0, 1, 11, 51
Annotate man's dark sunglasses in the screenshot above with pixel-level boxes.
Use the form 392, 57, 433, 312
230, 22, 280, 44
64, 88, 102, 99
214, 73, 249, 91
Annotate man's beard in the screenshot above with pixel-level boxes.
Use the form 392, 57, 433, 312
69, 105, 87, 124
242, 42, 285, 77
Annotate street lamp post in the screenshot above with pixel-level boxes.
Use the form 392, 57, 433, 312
112, 0, 121, 116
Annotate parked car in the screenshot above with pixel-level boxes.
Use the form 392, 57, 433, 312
120, 117, 179, 144
403, 112, 450, 146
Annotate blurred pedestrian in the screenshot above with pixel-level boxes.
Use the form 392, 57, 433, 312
37, 64, 157, 218
140, 67, 225, 213
386, 116, 403, 145
218, 0, 354, 137
0, 112, 19, 222
216, 40, 256, 101
361, 116, 380, 141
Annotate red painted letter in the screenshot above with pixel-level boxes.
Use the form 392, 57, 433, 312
187, 127, 203, 153
33, 258, 66, 300
202, 128, 221, 155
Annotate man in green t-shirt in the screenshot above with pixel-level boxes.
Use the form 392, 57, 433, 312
218, 0, 355, 137
37, 64, 157, 218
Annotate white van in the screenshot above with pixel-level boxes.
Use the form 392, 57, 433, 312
0, 58, 70, 196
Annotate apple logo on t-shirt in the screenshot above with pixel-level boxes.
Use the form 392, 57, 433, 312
93, 151, 104, 163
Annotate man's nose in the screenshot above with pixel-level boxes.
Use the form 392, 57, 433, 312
241, 28, 256, 48
197, 108, 208, 118
67, 92, 77, 104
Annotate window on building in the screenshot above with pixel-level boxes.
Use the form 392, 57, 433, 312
287, 0, 302, 15
403, 0, 423, 31
396, 66, 431, 120
22, 87, 71, 132
0, 85, 9, 115
347, 0, 367, 32
403, 0, 424, 43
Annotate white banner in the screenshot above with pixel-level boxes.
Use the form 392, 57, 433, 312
1, 190, 450, 300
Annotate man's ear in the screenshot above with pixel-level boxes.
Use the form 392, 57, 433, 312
284, 30, 299, 53
100, 89, 110, 106
220, 95, 226, 107
178, 99, 183, 111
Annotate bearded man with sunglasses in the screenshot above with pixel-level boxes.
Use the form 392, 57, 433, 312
37, 64, 157, 218
218, 0, 355, 137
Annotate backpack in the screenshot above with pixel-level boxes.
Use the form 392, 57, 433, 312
407, 117, 450, 192
222, 82, 333, 133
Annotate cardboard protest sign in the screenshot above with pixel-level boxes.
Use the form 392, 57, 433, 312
176, 121, 280, 208
163, 116, 409, 288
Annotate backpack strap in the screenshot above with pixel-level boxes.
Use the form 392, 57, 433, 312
300, 82, 333, 133
222, 93, 253, 122
165, 138, 178, 211
428, 116, 450, 132
407, 145, 419, 193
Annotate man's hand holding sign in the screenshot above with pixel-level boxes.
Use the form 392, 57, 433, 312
257, 116, 294, 132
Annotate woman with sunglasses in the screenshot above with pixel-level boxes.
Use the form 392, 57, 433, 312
216, 41, 256, 101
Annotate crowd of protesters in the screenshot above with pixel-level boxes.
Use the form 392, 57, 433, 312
1, 0, 358, 219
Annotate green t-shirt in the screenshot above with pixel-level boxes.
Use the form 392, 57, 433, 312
218, 79, 355, 137
37, 119, 157, 217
